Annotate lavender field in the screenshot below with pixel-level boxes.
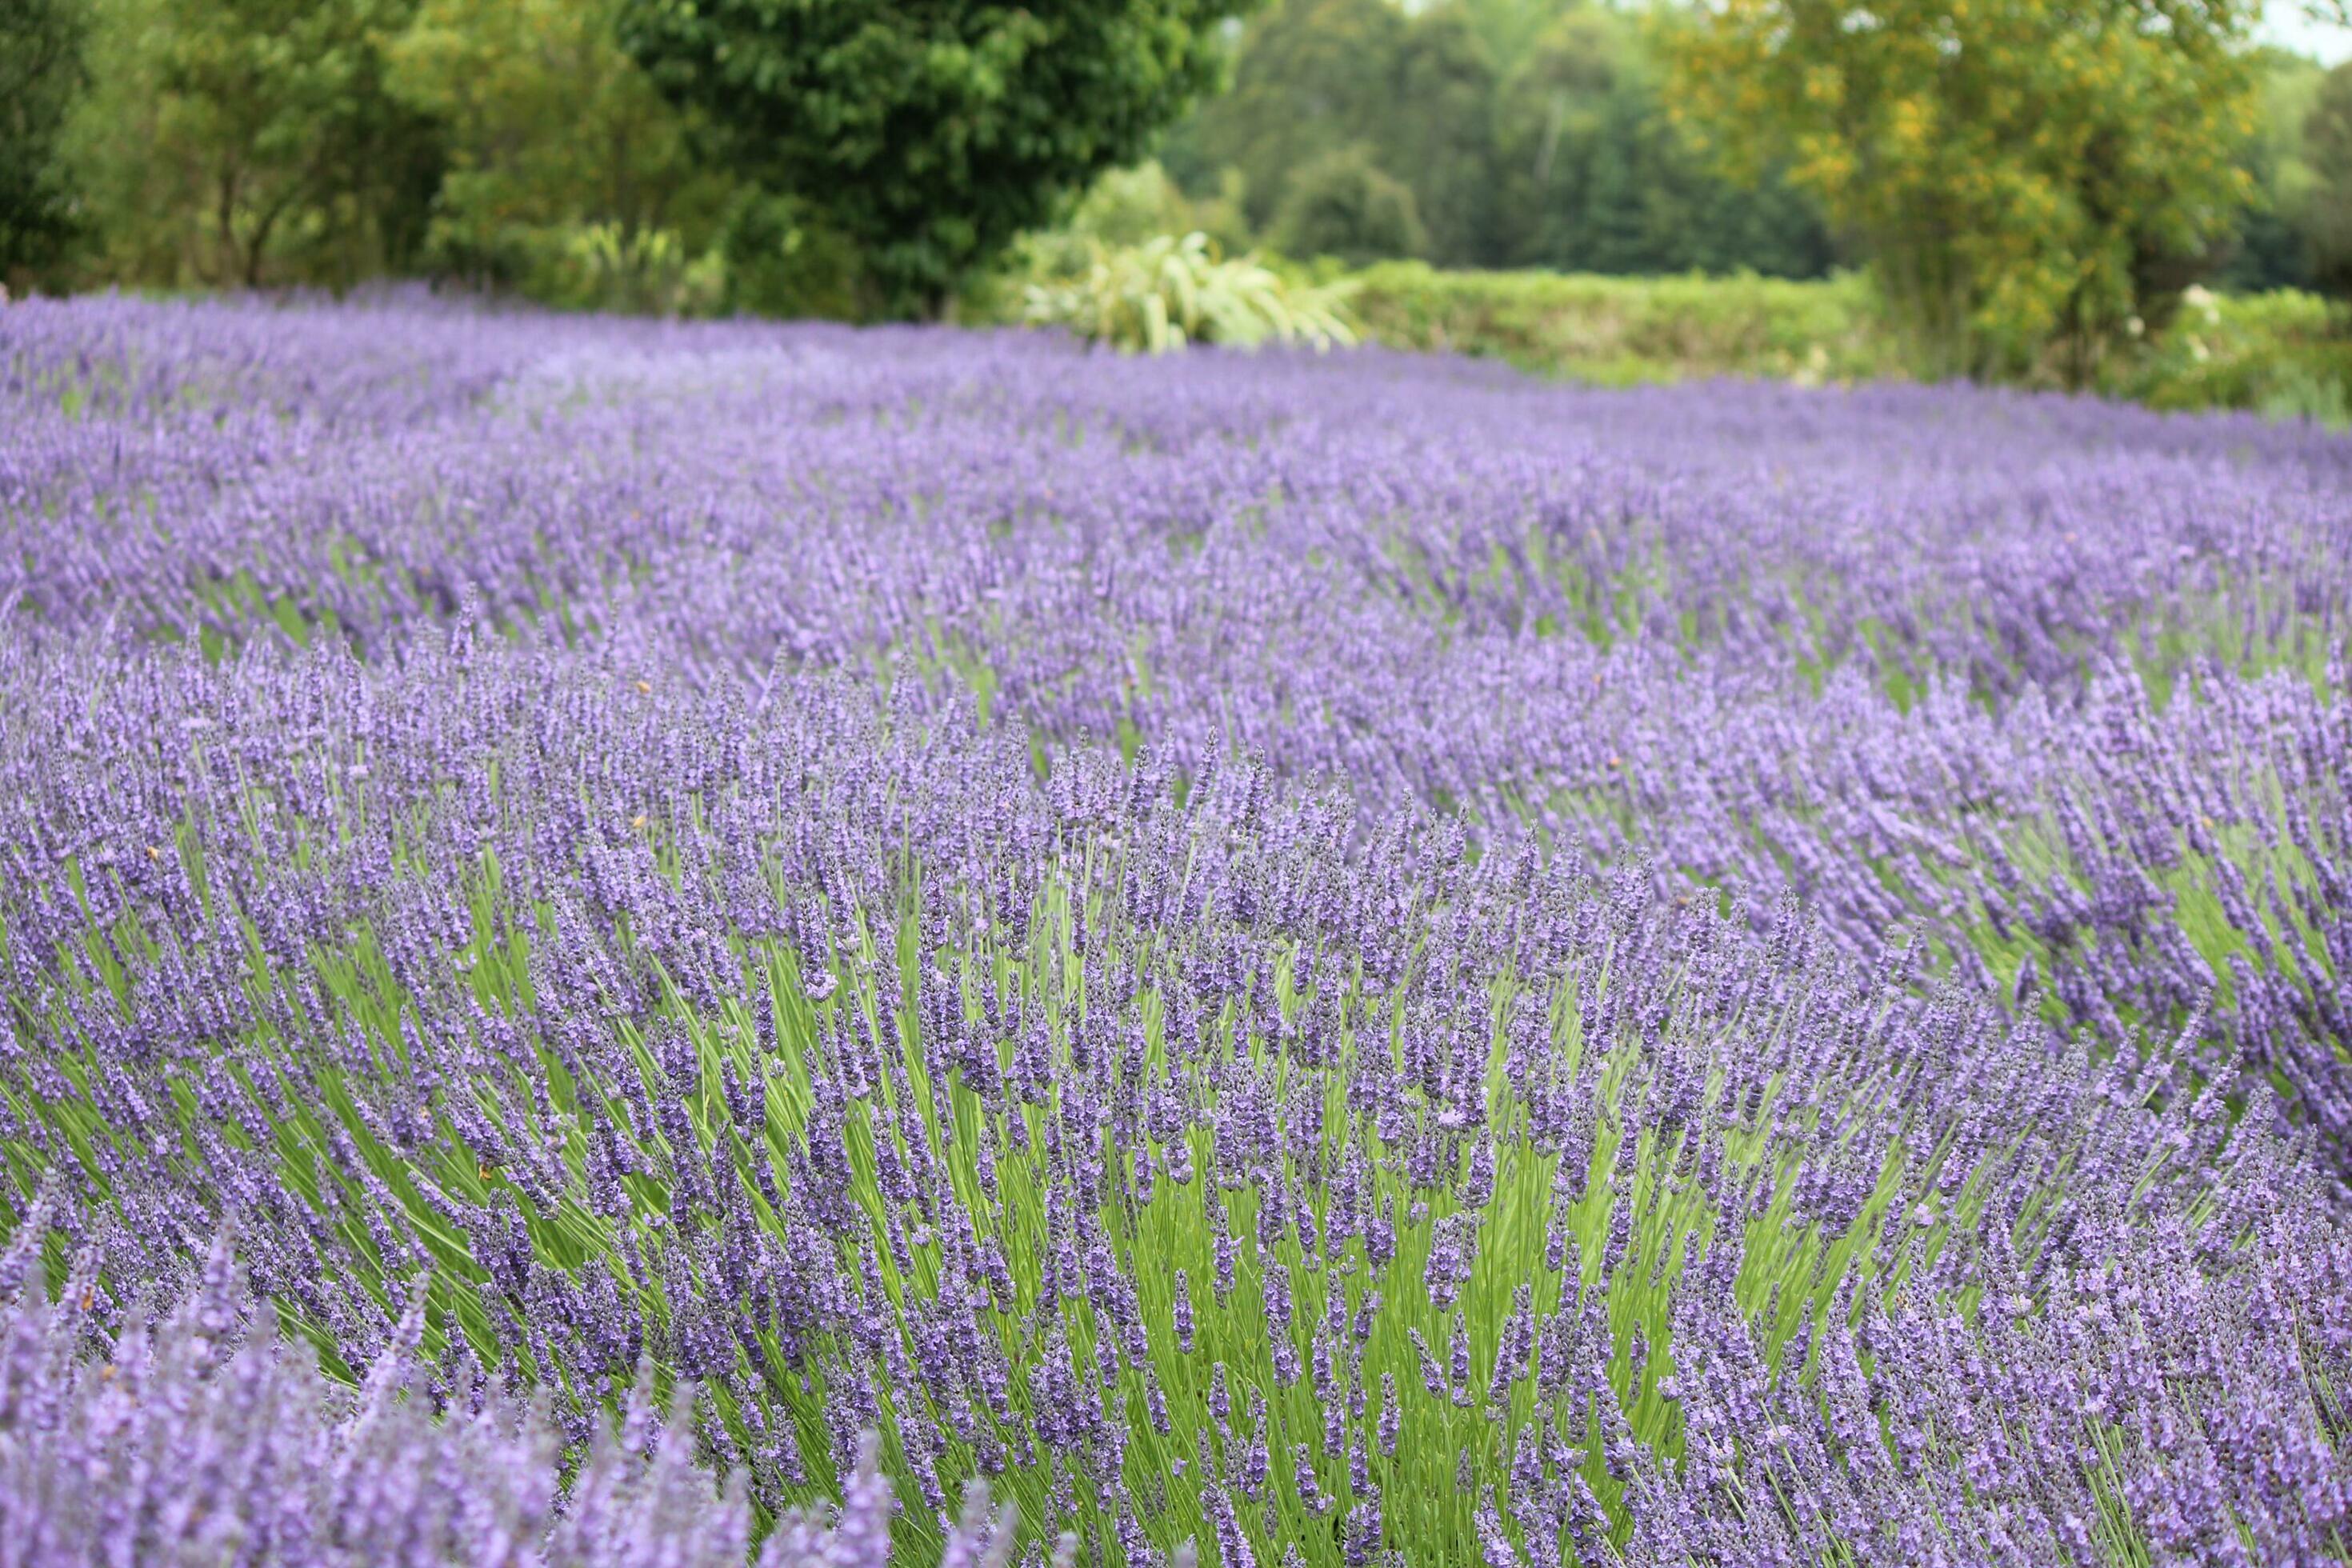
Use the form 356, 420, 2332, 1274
3, 294, 2351, 1566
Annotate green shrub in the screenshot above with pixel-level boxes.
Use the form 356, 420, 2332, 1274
2097, 286, 2352, 424
563, 223, 725, 318
1345, 262, 1898, 385
1016, 231, 1358, 354
428, 220, 724, 317
1061, 160, 1252, 254
1271, 145, 1429, 268
1340, 262, 2350, 422
718, 190, 870, 321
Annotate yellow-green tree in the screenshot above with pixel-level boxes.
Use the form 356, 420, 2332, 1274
383, 0, 729, 292
62, 0, 442, 289
1663, 0, 2261, 381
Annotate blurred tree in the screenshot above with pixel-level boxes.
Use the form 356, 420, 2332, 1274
2, 0, 88, 288
1061, 159, 1252, 251
719, 190, 874, 320
1168, 0, 1494, 263
1454, 0, 1558, 70
2217, 51, 2322, 294
65, 0, 442, 288
1272, 143, 1429, 263
1490, 8, 1834, 277
1665, 0, 2261, 382
1163, 0, 1409, 235
1377, 5, 1500, 264
384, 0, 733, 295
617, 0, 1256, 317
2309, 61, 2352, 296
1170, 0, 1834, 276
1486, 6, 1617, 268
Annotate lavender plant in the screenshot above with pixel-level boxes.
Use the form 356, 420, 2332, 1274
1, 295, 2349, 1565
0, 1229, 1013, 1568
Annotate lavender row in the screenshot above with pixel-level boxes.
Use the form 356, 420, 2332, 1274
6, 294, 2347, 711
6, 299, 2347, 1093
2, 630, 2346, 1562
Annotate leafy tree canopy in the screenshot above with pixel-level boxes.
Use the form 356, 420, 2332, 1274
63, 0, 442, 288
1, 0, 88, 284
618, 0, 1258, 315
1169, 0, 1834, 277
386, 0, 729, 281
2308, 60, 2352, 294
1664, 0, 2264, 381
1272, 142, 1428, 264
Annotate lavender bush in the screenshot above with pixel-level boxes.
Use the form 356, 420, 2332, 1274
1, 294, 2348, 1565
0, 1227, 1013, 1568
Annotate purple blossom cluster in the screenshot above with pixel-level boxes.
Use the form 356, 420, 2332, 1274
0, 1224, 1014, 1568
2, 295, 2350, 1566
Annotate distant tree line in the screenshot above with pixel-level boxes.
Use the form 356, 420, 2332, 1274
1161, 0, 2352, 308
1159, 0, 1840, 278
0, 0, 1254, 314
2, 0, 2350, 346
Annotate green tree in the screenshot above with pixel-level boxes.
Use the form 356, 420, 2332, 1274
1490, 8, 1833, 278
1166, 0, 1498, 264
1170, 0, 1833, 275
2308, 61, 2352, 297
65, 0, 442, 288
2, 0, 88, 288
383, 0, 734, 300
618, 0, 1256, 317
1664, 0, 2261, 382
1272, 142, 1427, 263
1376, 6, 1499, 265
1162, 0, 1409, 235
2217, 51, 2322, 294
719, 190, 873, 321
1452, 0, 1557, 74
1486, 6, 1617, 269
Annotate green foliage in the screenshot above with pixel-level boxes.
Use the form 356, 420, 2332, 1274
1346, 262, 1898, 386
718, 191, 873, 323
617, 0, 1258, 318
382, 0, 734, 297
1487, 10, 1834, 280
1271, 145, 1428, 267
1017, 231, 1357, 353
1378, 5, 1498, 266
1060, 160, 1253, 254
1174, 0, 1502, 265
1450, 0, 1557, 71
963, 159, 1253, 322
558, 222, 724, 317
1166, 0, 1836, 278
1664, 0, 2264, 384
2216, 50, 2326, 294
62, 0, 443, 289
2096, 285, 2352, 421
0, 0, 87, 286
1346, 260, 2350, 422
2308, 62, 2352, 297
1163, 0, 1408, 238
